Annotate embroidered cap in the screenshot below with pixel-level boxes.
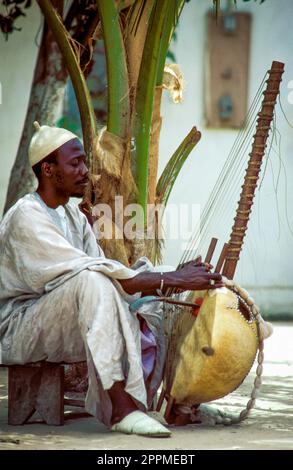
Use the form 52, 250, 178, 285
28, 121, 79, 167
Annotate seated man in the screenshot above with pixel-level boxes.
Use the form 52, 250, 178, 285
0, 122, 223, 437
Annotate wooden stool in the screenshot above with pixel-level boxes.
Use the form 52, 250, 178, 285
1, 362, 85, 426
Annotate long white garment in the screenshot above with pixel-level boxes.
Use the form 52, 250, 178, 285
0, 193, 166, 425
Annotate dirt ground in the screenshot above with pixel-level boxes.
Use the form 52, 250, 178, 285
0, 322, 292, 450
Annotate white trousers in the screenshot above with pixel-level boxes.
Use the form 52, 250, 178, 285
3, 270, 153, 426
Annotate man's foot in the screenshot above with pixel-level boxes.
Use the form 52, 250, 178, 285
108, 381, 139, 425
111, 410, 171, 438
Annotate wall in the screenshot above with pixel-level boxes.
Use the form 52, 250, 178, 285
0, 2, 40, 214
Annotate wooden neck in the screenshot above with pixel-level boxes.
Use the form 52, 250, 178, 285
222, 60, 285, 279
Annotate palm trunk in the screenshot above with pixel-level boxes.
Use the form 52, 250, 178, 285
147, 86, 163, 207
38, 0, 97, 166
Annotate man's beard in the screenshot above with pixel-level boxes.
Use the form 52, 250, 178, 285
71, 185, 87, 198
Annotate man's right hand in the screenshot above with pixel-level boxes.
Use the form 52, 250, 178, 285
166, 263, 224, 291
119, 255, 225, 295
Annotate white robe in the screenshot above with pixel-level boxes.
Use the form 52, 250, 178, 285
0, 193, 166, 425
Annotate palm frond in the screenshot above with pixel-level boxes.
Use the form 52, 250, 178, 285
125, 0, 186, 38
156, 0, 185, 86
133, 0, 169, 221
125, 0, 150, 36
96, 0, 130, 139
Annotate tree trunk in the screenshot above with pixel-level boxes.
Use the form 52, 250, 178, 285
3, 13, 68, 214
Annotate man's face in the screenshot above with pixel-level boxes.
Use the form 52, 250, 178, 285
51, 138, 89, 198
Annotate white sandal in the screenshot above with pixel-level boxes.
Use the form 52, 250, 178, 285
111, 411, 171, 438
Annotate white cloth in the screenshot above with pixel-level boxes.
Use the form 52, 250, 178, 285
55, 205, 68, 236
28, 122, 78, 166
0, 193, 166, 425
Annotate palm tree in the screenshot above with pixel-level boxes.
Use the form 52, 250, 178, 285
34, 0, 201, 266
3, 0, 263, 263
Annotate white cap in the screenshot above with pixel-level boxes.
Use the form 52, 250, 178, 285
28, 121, 79, 167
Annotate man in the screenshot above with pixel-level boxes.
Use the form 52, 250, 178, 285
0, 122, 223, 437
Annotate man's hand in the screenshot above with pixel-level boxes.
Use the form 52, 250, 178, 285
169, 262, 224, 291
78, 201, 93, 226
118, 255, 224, 295
177, 255, 213, 272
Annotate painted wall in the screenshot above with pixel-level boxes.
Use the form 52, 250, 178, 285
0, 0, 292, 315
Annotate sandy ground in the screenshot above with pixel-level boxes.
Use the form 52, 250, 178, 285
0, 322, 292, 451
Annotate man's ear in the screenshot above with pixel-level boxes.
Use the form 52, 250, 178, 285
41, 162, 54, 178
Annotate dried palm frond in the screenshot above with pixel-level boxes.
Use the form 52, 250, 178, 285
93, 127, 126, 178
163, 63, 184, 103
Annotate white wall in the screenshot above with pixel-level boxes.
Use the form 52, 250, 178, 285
158, 0, 293, 315
0, 0, 292, 315
0, 2, 40, 214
